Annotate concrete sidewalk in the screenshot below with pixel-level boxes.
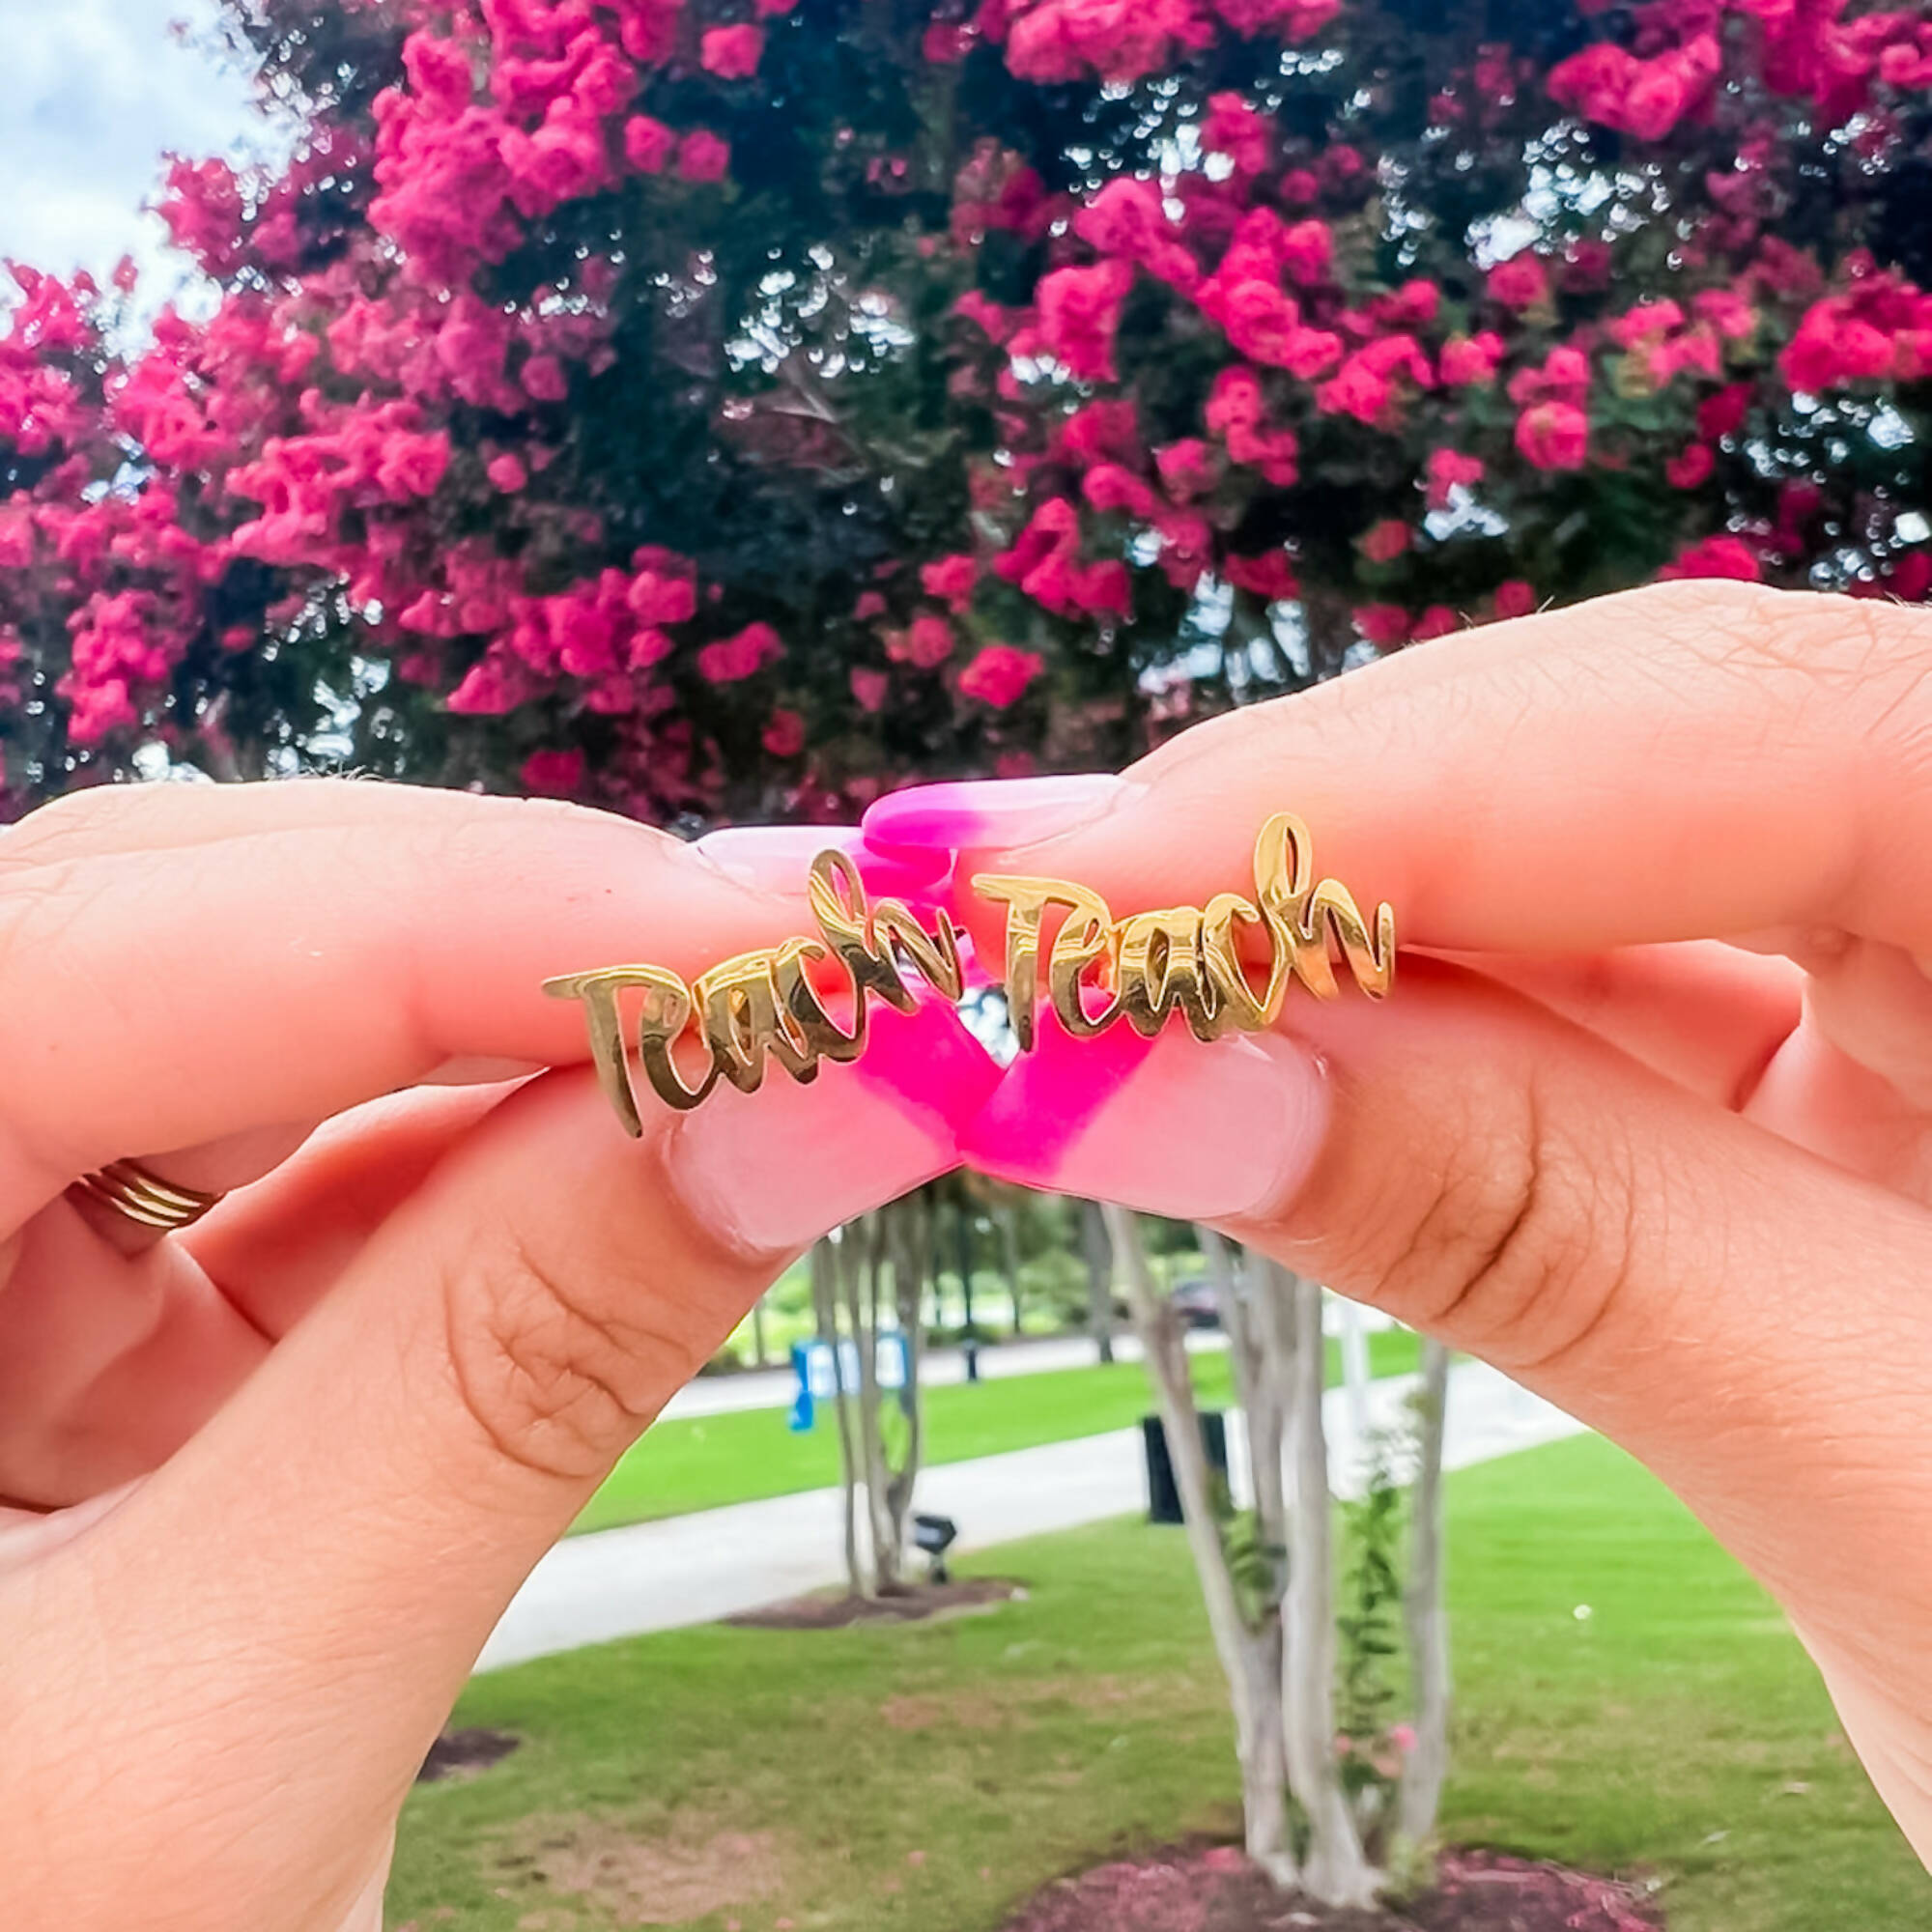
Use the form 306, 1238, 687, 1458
478, 1359, 1582, 1672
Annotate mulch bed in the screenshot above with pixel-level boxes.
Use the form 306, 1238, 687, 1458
724, 1577, 1024, 1630
415, 1727, 523, 1784
1001, 1846, 1664, 1932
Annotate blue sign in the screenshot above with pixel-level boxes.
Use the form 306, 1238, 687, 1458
787, 1332, 913, 1431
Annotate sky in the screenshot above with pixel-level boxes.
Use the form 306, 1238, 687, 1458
0, 0, 271, 303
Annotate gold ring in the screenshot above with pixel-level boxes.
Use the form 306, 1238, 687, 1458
70, 1160, 225, 1233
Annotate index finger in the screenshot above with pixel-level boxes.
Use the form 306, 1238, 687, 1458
863, 582, 1932, 958
0, 782, 834, 1219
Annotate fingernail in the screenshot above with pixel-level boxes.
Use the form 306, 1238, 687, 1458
668, 997, 1003, 1255
958, 1016, 1327, 1221
862, 775, 1131, 857
695, 825, 951, 896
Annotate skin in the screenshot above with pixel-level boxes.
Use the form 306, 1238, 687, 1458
9, 580, 1932, 1918
886, 581, 1932, 1869
0, 782, 989, 1931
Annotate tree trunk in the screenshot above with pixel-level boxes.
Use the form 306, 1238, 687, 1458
810, 1237, 863, 1598
1106, 1206, 1296, 1886
1276, 1264, 1381, 1908
999, 1200, 1024, 1339
750, 1293, 769, 1371
883, 1193, 930, 1560
1397, 1337, 1453, 1854
1081, 1199, 1117, 1365
1335, 1295, 1373, 1449
838, 1213, 906, 1595
1201, 1230, 1284, 1544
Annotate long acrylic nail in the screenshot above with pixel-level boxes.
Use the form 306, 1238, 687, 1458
958, 1015, 1328, 1222
861, 775, 1132, 857
694, 825, 951, 897
667, 996, 1003, 1255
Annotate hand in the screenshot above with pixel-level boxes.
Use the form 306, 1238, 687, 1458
0, 784, 994, 1931
867, 581, 1932, 1864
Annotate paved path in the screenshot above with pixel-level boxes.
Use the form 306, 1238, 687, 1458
478, 1360, 1583, 1672
661, 1328, 1233, 1419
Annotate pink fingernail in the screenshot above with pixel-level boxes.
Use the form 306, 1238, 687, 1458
695, 825, 951, 896
668, 997, 1002, 1255
862, 775, 1130, 856
958, 1016, 1327, 1221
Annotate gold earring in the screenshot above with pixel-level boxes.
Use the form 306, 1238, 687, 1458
972, 812, 1393, 1051
545, 850, 965, 1132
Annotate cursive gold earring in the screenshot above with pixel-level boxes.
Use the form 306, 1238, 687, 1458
545, 849, 964, 1132
972, 811, 1393, 1051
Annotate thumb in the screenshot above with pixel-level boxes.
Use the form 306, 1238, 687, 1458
956, 965, 1932, 1824
0, 997, 997, 1932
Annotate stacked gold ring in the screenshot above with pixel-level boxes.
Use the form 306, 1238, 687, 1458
71, 1160, 226, 1233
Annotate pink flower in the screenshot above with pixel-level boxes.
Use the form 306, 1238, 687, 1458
1515, 400, 1588, 470
1659, 533, 1761, 582
1279, 219, 1333, 286
1698, 383, 1752, 440
1426, 448, 1484, 509
1548, 38, 1719, 142
1606, 298, 1686, 349
1056, 398, 1140, 465
522, 748, 585, 796
1202, 93, 1271, 175
1083, 464, 1159, 518
851, 666, 890, 711
625, 115, 676, 174
1155, 510, 1212, 590
1359, 519, 1410, 563
697, 620, 784, 682
1156, 439, 1217, 500
1666, 443, 1715, 489
488, 453, 528, 493
921, 554, 979, 611
958, 642, 1044, 706
628, 562, 698, 628
1354, 604, 1410, 647
1411, 605, 1458, 641
1073, 179, 1199, 291
1488, 252, 1549, 311
377, 430, 452, 499
1493, 580, 1538, 620
1693, 287, 1757, 341
762, 708, 807, 757
1224, 550, 1297, 600
1035, 260, 1135, 383
522, 354, 568, 403
1209, 0, 1339, 39
887, 614, 954, 668
1781, 298, 1897, 393
1507, 346, 1591, 410
954, 291, 1012, 342
1212, 278, 1302, 366
701, 26, 765, 77
1439, 331, 1504, 386
854, 590, 889, 621
1004, 0, 1207, 88
677, 130, 732, 184
1389, 1724, 1418, 1753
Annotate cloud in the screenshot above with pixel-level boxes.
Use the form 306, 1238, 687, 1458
0, 0, 271, 295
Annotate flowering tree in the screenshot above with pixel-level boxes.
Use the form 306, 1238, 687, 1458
7, 0, 1932, 823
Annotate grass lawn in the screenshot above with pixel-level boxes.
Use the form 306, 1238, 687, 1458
576, 1329, 1423, 1533
393, 1435, 1930, 1931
